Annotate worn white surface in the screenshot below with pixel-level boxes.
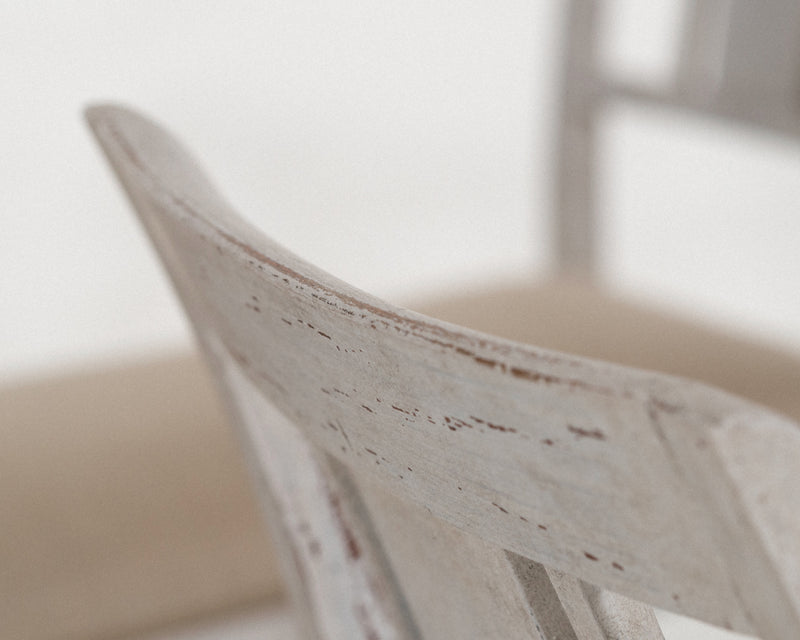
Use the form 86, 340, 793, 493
87, 104, 800, 638
221, 355, 419, 640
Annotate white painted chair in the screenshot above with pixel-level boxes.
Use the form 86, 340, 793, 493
87, 98, 800, 639
79, 3, 800, 638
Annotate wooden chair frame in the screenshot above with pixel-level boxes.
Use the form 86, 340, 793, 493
87, 103, 800, 639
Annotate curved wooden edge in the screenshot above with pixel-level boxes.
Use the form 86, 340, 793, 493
85, 103, 800, 638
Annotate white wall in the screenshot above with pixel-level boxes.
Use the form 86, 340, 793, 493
4, 0, 800, 385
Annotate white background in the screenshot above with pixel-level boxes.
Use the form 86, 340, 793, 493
3, 1, 800, 385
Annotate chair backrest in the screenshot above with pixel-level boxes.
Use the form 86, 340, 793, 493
87, 105, 800, 639
554, 0, 800, 280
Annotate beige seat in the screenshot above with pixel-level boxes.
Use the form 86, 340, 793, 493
0, 354, 284, 640
7, 278, 800, 639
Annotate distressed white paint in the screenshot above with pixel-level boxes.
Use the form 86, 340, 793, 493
554, 0, 800, 280
87, 105, 800, 639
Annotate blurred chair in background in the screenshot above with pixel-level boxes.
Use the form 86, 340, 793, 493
0, 354, 284, 640
81, 0, 800, 634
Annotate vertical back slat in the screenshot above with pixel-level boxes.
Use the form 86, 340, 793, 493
218, 351, 421, 640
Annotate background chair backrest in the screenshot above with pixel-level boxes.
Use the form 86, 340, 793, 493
88, 105, 800, 639
554, 0, 800, 280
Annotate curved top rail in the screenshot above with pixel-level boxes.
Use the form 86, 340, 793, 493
86, 104, 800, 637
